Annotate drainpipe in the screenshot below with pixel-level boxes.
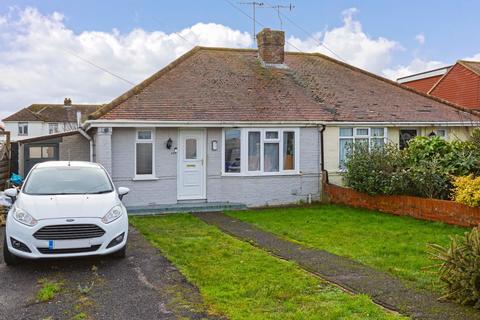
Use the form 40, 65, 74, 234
78, 127, 93, 162
318, 125, 326, 202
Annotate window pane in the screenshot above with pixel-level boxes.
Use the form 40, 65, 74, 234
283, 131, 295, 170
265, 131, 278, 139
437, 129, 446, 137
356, 128, 369, 136
225, 129, 241, 173
136, 143, 153, 175
371, 138, 385, 148
339, 128, 353, 137
42, 146, 55, 158
371, 128, 384, 137
29, 147, 42, 159
399, 129, 417, 150
185, 138, 197, 159
339, 138, 353, 168
137, 131, 152, 140
264, 143, 279, 172
355, 138, 369, 146
248, 132, 260, 171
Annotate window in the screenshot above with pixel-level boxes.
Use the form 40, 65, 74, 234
224, 129, 241, 173
135, 129, 154, 177
399, 129, 418, 150
428, 128, 447, 139
48, 123, 59, 134
223, 128, 299, 175
339, 127, 386, 169
28, 146, 55, 159
248, 131, 261, 171
185, 138, 197, 159
18, 122, 28, 136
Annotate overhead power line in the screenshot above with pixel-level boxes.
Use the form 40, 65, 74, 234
63, 48, 135, 86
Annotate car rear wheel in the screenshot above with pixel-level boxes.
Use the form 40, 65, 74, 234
3, 234, 20, 266
110, 245, 126, 259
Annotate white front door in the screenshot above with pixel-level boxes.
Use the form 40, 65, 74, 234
177, 129, 206, 200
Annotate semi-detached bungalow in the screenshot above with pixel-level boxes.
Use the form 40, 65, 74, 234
80, 28, 479, 208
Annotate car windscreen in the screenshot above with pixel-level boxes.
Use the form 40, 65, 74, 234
23, 166, 114, 195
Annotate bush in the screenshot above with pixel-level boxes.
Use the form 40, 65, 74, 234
343, 143, 409, 196
452, 175, 480, 207
429, 227, 480, 308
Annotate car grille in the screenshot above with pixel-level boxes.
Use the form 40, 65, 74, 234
33, 224, 106, 240
37, 245, 101, 254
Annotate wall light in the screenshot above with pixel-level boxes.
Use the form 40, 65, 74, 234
166, 138, 173, 149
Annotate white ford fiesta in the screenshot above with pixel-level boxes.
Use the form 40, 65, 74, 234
3, 161, 130, 265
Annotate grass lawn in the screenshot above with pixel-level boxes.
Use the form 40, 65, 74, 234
227, 204, 468, 292
131, 214, 404, 320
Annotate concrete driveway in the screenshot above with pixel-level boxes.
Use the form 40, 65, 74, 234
0, 227, 215, 320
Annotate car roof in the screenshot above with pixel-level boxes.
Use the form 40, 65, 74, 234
34, 161, 101, 169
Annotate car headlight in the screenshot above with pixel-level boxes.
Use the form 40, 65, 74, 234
102, 205, 123, 224
13, 207, 38, 227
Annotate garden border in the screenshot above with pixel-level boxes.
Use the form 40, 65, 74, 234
322, 172, 480, 227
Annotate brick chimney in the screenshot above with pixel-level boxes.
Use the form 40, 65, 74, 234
64, 98, 72, 108
256, 28, 285, 66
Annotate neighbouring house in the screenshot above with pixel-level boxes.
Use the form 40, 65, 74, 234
3, 98, 100, 141
398, 60, 480, 111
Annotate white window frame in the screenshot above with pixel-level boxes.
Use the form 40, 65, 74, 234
338, 127, 387, 169
434, 128, 448, 139
134, 128, 156, 180
18, 122, 28, 136
48, 122, 59, 134
222, 128, 300, 176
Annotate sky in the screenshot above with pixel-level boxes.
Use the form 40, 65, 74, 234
0, 0, 479, 120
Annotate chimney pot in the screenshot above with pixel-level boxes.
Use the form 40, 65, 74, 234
256, 28, 285, 65
64, 98, 72, 107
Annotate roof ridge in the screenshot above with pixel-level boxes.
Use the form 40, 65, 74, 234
457, 60, 480, 76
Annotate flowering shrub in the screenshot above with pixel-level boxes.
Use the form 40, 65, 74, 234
452, 175, 480, 207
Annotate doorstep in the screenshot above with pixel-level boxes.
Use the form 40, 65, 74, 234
127, 202, 247, 215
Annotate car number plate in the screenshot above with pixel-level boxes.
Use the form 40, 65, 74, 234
48, 239, 91, 249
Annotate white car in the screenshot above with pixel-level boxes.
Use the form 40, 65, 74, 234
3, 161, 130, 265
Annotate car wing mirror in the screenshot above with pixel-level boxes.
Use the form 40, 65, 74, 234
118, 187, 129, 200
4, 188, 18, 204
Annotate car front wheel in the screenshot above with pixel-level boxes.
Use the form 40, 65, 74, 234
3, 234, 20, 266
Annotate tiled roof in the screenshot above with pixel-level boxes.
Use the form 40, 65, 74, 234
459, 60, 480, 76
90, 47, 480, 123
4, 104, 100, 122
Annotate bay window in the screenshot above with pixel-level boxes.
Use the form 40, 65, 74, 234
135, 129, 155, 177
223, 128, 299, 175
339, 127, 386, 168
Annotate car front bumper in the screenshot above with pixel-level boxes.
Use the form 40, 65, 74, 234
5, 214, 128, 259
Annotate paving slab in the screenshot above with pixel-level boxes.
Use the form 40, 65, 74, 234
194, 211, 480, 320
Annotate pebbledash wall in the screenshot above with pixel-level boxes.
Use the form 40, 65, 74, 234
94, 127, 322, 207
322, 176, 480, 227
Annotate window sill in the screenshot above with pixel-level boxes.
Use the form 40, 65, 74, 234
132, 175, 159, 181
221, 171, 301, 177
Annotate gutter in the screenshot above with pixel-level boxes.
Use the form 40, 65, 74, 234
78, 127, 93, 162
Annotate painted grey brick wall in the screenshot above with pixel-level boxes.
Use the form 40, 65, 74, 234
110, 127, 178, 207
59, 134, 90, 162
206, 128, 321, 207
107, 126, 322, 207
95, 127, 112, 175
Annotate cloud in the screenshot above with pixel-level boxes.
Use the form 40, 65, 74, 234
415, 33, 425, 45
0, 8, 252, 119
285, 8, 400, 74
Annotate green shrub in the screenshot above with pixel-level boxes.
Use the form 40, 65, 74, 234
343, 143, 409, 196
429, 227, 480, 308
452, 175, 480, 207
